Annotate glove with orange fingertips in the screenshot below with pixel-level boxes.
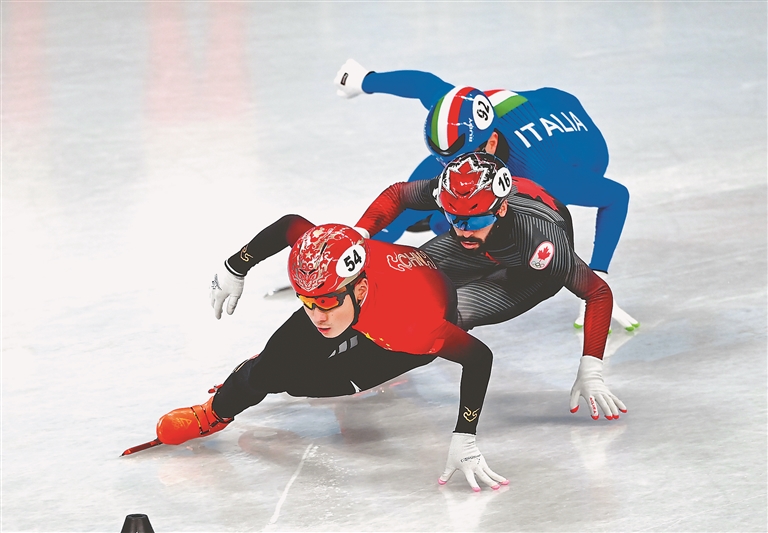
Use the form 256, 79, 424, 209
569, 355, 627, 420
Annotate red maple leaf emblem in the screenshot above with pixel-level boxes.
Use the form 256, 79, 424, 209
537, 246, 551, 260
512, 177, 558, 211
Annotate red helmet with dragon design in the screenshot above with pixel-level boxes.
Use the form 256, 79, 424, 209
288, 224, 368, 298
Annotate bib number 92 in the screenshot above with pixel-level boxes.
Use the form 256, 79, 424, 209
472, 94, 494, 130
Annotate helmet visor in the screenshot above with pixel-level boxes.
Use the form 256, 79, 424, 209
444, 212, 498, 231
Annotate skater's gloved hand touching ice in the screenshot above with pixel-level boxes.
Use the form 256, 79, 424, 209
439, 433, 508, 492
210, 265, 244, 319
569, 356, 627, 420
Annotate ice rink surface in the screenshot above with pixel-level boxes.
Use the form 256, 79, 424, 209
2, 2, 766, 532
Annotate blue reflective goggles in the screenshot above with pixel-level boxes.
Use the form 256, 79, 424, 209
444, 212, 498, 231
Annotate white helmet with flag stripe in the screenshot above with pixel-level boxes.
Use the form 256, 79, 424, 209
424, 87, 493, 164
424, 87, 528, 165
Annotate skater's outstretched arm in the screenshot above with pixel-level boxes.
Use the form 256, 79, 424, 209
334, 58, 453, 109
431, 322, 508, 492
211, 214, 314, 319
362, 70, 454, 109
355, 179, 437, 237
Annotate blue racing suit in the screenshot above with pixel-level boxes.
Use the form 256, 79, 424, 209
361, 70, 629, 273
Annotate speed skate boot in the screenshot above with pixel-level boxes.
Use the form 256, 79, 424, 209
156, 395, 233, 445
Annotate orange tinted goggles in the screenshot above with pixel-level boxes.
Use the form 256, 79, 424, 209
297, 287, 349, 311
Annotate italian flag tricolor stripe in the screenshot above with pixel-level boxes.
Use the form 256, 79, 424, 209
485, 89, 527, 118
430, 86, 475, 150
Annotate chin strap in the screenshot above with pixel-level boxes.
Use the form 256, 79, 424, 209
348, 272, 367, 326
484, 209, 512, 248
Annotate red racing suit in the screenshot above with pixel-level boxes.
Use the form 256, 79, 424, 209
218, 215, 492, 434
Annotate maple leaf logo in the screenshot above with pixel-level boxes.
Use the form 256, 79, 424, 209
529, 241, 554, 270
512, 177, 558, 211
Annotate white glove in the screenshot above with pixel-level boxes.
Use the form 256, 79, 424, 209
611, 300, 639, 331
574, 271, 640, 331
438, 433, 508, 492
569, 356, 627, 420
210, 267, 244, 320
334, 58, 369, 99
